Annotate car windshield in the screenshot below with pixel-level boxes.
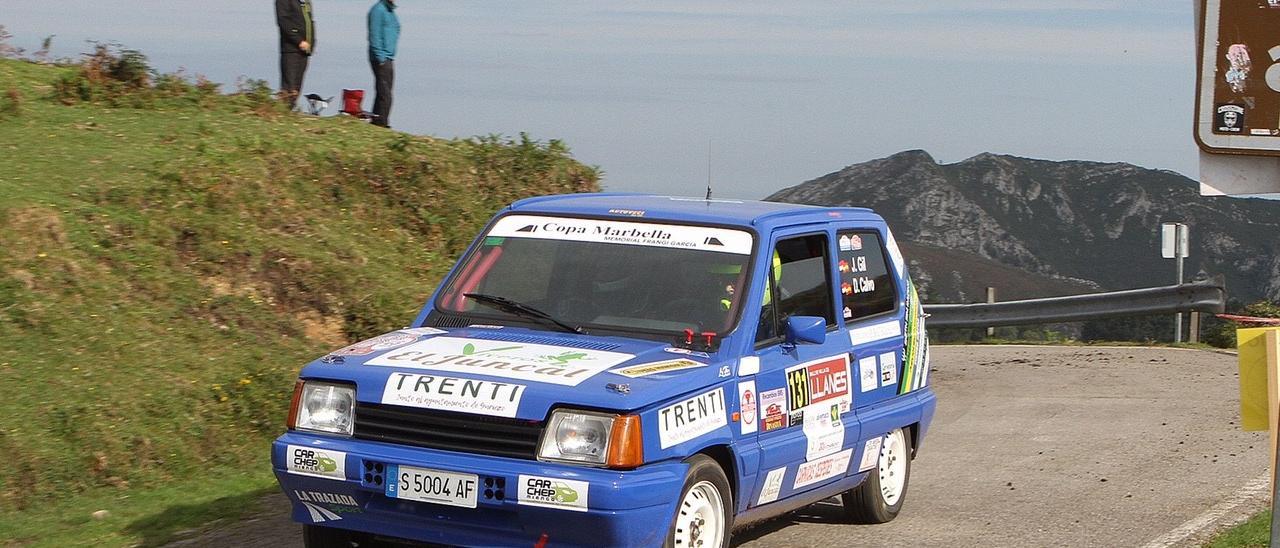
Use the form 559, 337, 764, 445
437, 214, 755, 336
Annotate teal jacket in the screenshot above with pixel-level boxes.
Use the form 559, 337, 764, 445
368, 0, 400, 63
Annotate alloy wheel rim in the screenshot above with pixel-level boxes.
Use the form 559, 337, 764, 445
878, 429, 907, 506
673, 480, 724, 547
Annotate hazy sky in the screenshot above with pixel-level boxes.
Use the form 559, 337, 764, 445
3, 1, 1196, 199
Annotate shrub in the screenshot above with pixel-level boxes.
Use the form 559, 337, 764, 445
53, 43, 155, 106
1206, 300, 1280, 348
0, 88, 22, 119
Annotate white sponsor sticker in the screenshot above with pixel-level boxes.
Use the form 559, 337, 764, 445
803, 404, 845, 461
331, 332, 421, 357
858, 436, 883, 472
658, 388, 728, 448
793, 448, 853, 489
849, 320, 903, 346
879, 351, 898, 388
382, 372, 526, 418
611, 359, 705, 378
738, 381, 758, 435
399, 327, 448, 337
756, 467, 787, 505
759, 388, 788, 432
884, 228, 905, 275
488, 214, 754, 255
286, 445, 346, 480
858, 356, 879, 393
517, 475, 589, 512
365, 337, 634, 386
292, 490, 359, 523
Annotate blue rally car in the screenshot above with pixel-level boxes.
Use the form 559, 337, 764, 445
273, 194, 936, 547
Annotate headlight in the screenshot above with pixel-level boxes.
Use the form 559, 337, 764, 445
292, 381, 355, 436
539, 410, 616, 465
538, 410, 644, 468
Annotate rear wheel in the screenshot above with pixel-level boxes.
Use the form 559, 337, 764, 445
665, 455, 733, 548
842, 427, 912, 524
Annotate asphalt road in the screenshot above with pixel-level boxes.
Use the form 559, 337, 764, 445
171, 346, 1268, 548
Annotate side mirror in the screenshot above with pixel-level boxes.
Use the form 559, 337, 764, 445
784, 316, 826, 345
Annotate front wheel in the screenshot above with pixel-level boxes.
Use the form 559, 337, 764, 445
665, 455, 733, 548
842, 427, 912, 524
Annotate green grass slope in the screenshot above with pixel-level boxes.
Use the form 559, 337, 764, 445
0, 56, 598, 545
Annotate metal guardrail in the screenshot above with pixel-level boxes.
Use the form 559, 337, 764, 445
923, 279, 1227, 329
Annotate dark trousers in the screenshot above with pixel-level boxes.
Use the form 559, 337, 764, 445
370, 58, 394, 128
280, 51, 309, 103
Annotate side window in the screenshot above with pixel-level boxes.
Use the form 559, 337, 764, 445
836, 230, 897, 321
756, 234, 836, 343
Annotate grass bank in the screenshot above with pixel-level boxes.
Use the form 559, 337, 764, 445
0, 52, 598, 545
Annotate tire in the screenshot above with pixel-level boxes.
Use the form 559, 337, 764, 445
842, 427, 912, 524
303, 524, 369, 548
665, 455, 734, 548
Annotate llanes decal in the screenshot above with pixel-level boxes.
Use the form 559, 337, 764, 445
487, 214, 754, 255
793, 448, 853, 489
286, 445, 346, 480
658, 388, 728, 449
784, 355, 852, 413
611, 358, 705, 378
292, 490, 360, 523
383, 372, 526, 418
365, 337, 634, 387
517, 475, 589, 512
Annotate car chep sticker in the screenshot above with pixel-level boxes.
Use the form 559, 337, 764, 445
287, 445, 346, 480
756, 467, 787, 505
365, 337, 634, 387
611, 358, 705, 378
487, 214, 754, 255
658, 388, 728, 449
383, 372, 526, 418
857, 437, 883, 473
793, 448, 853, 489
517, 475, 589, 512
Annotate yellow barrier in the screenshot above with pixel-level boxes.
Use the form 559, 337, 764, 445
1238, 327, 1280, 497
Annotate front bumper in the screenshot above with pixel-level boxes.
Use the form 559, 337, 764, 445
272, 432, 687, 547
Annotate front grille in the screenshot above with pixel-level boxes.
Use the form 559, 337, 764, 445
354, 403, 543, 460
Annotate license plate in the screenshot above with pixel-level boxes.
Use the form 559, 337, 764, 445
385, 464, 479, 509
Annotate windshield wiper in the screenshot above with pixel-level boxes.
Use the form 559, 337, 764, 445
463, 293, 584, 335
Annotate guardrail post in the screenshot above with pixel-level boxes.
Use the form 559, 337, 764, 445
986, 287, 996, 338
1189, 312, 1200, 344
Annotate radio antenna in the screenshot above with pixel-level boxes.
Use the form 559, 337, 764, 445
705, 139, 713, 201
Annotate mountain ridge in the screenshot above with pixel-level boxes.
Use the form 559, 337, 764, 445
767, 150, 1280, 304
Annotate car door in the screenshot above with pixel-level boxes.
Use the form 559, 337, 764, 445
835, 225, 920, 476
744, 229, 860, 509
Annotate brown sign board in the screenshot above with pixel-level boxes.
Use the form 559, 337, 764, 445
1195, 0, 1280, 155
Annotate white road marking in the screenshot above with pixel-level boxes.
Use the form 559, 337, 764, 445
1138, 474, 1270, 548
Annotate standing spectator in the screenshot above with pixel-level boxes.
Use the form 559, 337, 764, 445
276, 0, 315, 106
368, 0, 400, 128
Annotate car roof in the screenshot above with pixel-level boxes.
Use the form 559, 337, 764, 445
507, 193, 881, 230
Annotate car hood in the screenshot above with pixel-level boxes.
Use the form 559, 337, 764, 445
298, 326, 732, 421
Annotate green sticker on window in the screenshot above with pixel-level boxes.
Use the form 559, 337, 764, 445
484, 237, 505, 246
